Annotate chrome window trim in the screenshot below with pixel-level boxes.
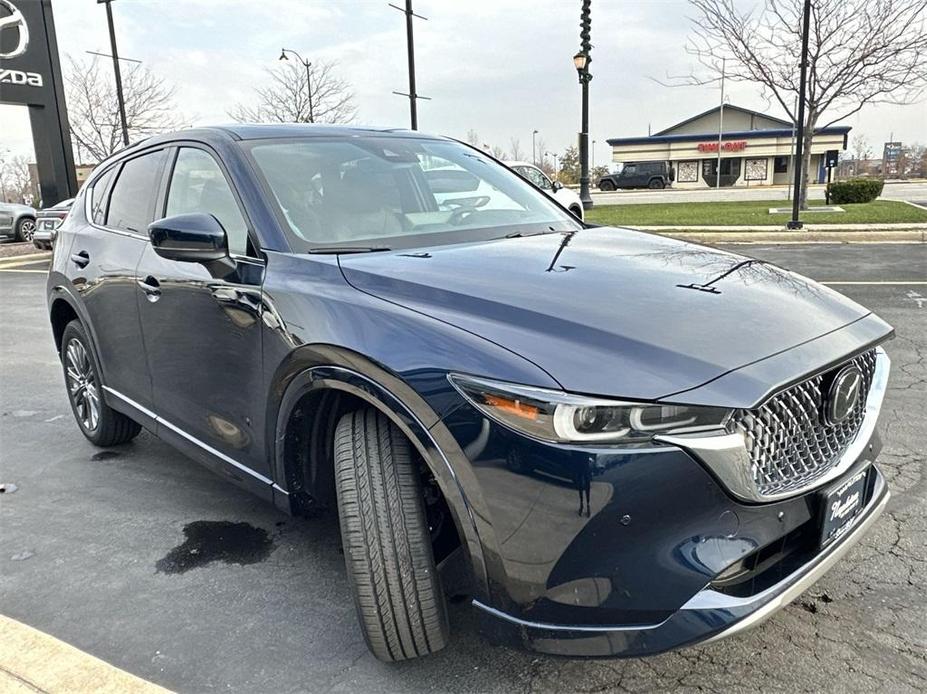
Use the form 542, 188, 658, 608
655, 347, 890, 503
102, 386, 273, 486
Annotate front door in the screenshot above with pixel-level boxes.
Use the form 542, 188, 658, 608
136, 146, 269, 479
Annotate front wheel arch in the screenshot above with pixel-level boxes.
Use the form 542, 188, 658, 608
272, 360, 490, 601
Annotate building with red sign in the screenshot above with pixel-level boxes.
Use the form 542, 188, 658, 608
607, 105, 849, 188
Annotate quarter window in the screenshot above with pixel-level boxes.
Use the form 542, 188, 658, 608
106, 150, 166, 233
166, 148, 250, 256
89, 166, 116, 225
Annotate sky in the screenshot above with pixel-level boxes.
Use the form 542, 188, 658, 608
1, 0, 925, 166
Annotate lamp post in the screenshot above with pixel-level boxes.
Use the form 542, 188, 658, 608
788, 0, 812, 230
96, 0, 129, 147
592, 139, 596, 169
575, 0, 593, 210
532, 129, 539, 165
279, 48, 314, 123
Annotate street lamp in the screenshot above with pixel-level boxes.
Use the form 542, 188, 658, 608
532, 129, 539, 165
575, 0, 593, 211
279, 48, 314, 123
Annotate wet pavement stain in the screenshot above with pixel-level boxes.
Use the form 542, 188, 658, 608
91, 451, 121, 461
156, 521, 273, 574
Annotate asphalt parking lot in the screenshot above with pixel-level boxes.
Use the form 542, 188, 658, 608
1, 243, 925, 693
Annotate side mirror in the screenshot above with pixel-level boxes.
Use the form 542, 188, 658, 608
551, 180, 564, 192
149, 213, 229, 264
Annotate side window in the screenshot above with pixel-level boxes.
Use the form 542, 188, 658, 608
106, 151, 166, 233
89, 166, 116, 225
525, 166, 552, 190
166, 148, 250, 256
623, 164, 637, 176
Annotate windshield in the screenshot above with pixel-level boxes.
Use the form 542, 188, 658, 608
243, 136, 581, 251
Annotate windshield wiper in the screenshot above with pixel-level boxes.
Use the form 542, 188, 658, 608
307, 245, 392, 254
505, 226, 575, 239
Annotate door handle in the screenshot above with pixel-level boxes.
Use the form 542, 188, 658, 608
137, 275, 161, 301
70, 251, 90, 268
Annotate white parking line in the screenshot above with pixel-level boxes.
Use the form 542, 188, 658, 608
0, 268, 47, 274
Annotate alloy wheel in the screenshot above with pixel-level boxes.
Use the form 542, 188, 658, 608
19, 219, 36, 241
65, 338, 100, 431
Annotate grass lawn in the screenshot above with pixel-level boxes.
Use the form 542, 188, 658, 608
585, 199, 927, 227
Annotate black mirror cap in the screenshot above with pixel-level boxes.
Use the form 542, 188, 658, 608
551, 180, 564, 192
149, 213, 229, 263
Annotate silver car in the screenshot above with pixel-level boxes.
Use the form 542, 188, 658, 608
0, 202, 37, 242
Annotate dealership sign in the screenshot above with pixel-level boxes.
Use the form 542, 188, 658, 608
0, 0, 78, 205
697, 141, 747, 153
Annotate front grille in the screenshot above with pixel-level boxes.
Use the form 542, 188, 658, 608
730, 349, 877, 497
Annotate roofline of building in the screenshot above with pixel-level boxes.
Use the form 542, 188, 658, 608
607, 125, 851, 147
652, 104, 792, 135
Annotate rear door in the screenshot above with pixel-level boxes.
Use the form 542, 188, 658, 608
135, 145, 270, 479
68, 150, 167, 413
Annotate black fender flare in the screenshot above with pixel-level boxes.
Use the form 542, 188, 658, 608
269, 346, 491, 601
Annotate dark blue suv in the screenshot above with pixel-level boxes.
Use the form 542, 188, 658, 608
48, 125, 892, 661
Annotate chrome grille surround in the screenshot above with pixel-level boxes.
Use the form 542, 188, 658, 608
655, 347, 889, 503
731, 349, 878, 497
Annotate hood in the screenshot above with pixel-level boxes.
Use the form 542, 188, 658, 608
339, 227, 872, 402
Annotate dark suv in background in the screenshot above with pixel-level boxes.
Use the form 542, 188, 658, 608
48, 125, 892, 662
598, 161, 674, 190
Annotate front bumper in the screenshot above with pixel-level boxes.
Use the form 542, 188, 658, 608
474, 466, 888, 657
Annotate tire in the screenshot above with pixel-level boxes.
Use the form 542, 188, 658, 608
61, 320, 141, 447
334, 409, 449, 662
15, 217, 36, 242
599, 179, 616, 191
569, 205, 583, 220
648, 178, 665, 189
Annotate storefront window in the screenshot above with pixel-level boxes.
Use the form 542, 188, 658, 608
774, 156, 789, 173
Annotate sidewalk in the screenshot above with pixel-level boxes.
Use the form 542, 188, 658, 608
0, 614, 170, 693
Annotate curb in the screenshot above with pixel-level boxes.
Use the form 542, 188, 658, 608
0, 614, 171, 693
628, 229, 926, 244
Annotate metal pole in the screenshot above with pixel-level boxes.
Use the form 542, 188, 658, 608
578, 0, 593, 210
715, 57, 725, 189
788, 0, 812, 230
102, 0, 129, 147
304, 60, 314, 123
532, 130, 538, 165
786, 95, 798, 201
405, 0, 418, 130
592, 140, 596, 169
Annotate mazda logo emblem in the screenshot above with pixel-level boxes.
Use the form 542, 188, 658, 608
824, 364, 863, 425
0, 0, 29, 60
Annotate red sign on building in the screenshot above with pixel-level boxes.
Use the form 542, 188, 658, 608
697, 141, 747, 153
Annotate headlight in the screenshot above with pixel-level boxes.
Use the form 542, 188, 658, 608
449, 374, 731, 444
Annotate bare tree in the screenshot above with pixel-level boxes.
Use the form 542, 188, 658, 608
0, 154, 33, 203
850, 134, 873, 163
509, 137, 525, 161
465, 129, 480, 146
65, 55, 183, 163
230, 61, 356, 124
489, 144, 507, 160
676, 0, 927, 208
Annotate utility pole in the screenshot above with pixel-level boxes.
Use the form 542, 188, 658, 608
715, 57, 725, 189
788, 0, 812, 230
390, 1, 429, 130
97, 0, 129, 147
575, 0, 593, 210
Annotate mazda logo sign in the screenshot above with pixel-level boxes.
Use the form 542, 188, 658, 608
0, 0, 29, 60
824, 363, 863, 425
